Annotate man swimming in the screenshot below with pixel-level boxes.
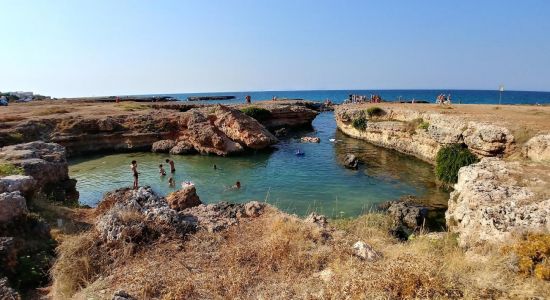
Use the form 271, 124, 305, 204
131, 160, 139, 189
165, 159, 176, 173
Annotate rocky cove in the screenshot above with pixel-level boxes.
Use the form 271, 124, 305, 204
1, 100, 550, 298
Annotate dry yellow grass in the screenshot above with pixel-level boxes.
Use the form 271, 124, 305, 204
52, 209, 550, 299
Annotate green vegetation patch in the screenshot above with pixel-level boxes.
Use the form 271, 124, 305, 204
352, 116, 367, 131
435, 144, 478, 184
240, 106, 271, 121
117, 103, 149, 111
418, 121, 430, 130
366, 106, 384, 117
0, 163, 24, 177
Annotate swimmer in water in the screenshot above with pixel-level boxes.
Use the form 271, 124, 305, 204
233, 181, 241, 189
130, 160, 139, 189
159, 164, 166, 176
168, 176, 175, 187
165, 159, 176, 173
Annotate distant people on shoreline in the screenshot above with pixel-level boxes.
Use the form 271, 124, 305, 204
436, 94, 452, 105
245, 95, 251, 104
344, 94, 381, 104
130, 160, 139, 189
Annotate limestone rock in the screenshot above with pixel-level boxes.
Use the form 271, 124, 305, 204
301, 136, 320, 143
169, 140, 196, 155
0, 141, 78, 202
0, 277, 20, 300
0, 175, 36, 195
182, 201, 266, 232
463, 122, 514, 157
96, 187, 195, 242
0, 237, 17, 273
0, 192, 28, 223
446, 158, 550, 247
343, 154, 359, 169
352, 241, 381, 261
304, 212, 328, 227
523, 134, 550, 162
166, 186, 202, 211
386, 201, 428, 229
151, 139, 176, 153
113, 290, 136, 300
242, 201, 265, 218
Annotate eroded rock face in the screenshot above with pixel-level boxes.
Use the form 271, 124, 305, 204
446, 158, 550, 247
335, 106, 516, 163
95, 187, 268, 241
0, 192, 28, 223
151, 139, 176, 153
0, 277, 20, 300
169, 141, 195, 155
463, 122, 514, 157
523, 134, 550, 162
0, 142, 78, 202
96, 187, 195, 242
0, 175, 36, 195
352, 241, 381, 261
386, 201, 428, 229
166, 186, 202, 211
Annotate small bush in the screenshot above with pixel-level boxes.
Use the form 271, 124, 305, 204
117, 103, 149, 111
418, 121, 430, 130
503, 234, 550, 281
240, 107, 271, 121
405, 118, 424, 133
0, 163, 24, 177
435, 144, 478, 184
7, 132, 24, 143
366, 106, 384, 117
352, 116, 367, 131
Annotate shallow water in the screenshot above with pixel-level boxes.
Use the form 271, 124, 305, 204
69, 112, 449, 218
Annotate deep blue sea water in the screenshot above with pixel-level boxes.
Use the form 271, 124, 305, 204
143, 89, 550, 105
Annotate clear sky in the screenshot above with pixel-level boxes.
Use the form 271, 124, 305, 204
1, 0, 549, 97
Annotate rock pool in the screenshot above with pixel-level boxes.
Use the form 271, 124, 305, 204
69, 112, 448, 218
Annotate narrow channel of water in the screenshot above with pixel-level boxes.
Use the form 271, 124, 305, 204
69, 112, 449, 218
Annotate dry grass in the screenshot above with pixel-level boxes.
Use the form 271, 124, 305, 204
34, 107, 71, 116
53, 209, 550, 299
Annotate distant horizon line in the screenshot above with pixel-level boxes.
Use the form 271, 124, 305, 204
53, 87, 550, 99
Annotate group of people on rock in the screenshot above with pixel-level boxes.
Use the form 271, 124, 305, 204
130, 159, 241, 191
344, 94, 382, 104
436, 94, 452, 105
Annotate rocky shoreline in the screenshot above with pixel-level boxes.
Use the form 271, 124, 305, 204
1, 101, 549, 298
0, 100, 320, 157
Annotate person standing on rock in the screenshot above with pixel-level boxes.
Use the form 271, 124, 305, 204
131, 160, 139, 189
166, 159, 176, 173
245, 95, 251, 104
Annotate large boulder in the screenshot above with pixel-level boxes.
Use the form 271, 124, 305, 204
0, 175, 36, 196
0, 142, 78, 202
0, 277, 20, 300
151, 139, 176, 153
386, 201, 428, 229
169, 140, 196, 155
446, 158, 550, 247
523, 134, 550, 162
463, 122, 515, 157
166, 186, 202, 211
0, 192, 28, 223
352, 241, 381, 261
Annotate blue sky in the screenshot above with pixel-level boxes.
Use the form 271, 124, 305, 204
1, 0, 549, 97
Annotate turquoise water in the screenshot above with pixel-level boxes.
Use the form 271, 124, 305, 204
144, 89, 550, 105
70, 112, 448, 217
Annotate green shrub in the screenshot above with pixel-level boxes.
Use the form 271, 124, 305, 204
435, 144, 478, 184
418, 121, 430, 130
0, 163, 24, 177
352, 116, 367, 131
366, 106, 384, 117
240, 107, 271, 121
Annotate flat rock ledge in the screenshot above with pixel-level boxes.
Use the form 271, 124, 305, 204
446, 158, 550, 247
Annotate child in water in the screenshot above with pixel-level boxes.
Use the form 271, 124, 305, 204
168, 176, 175, 187
130, 160, 139, 189
159, 164, 166, 176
